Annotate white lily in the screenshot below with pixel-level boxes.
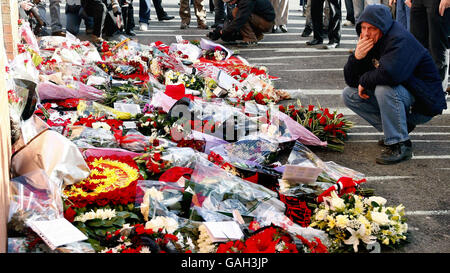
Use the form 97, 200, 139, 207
344, 225, 377, 252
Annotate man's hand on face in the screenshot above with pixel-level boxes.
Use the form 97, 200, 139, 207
355, 36, 374, 60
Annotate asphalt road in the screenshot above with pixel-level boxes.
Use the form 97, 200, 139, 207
53, 0, 449, 253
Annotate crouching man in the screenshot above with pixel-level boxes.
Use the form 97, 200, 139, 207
342, 4, 447, 165
207, 0, 275, 46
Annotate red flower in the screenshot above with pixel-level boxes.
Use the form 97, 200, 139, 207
308, 105, 315, 112
254, 93, 266, 105
243, 227, 279, 253
248, 221, 261, 231
63, 207, 77, 222
279, 105, 286, 112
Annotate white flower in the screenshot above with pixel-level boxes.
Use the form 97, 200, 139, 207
140, 246, 151, 253
74, 208, 116, 222
371, 211, 390, 226
147, 187, 164, 202
365, 196, 387, 207
344, 225, 377, 252
335, 215, 349, 229
315, 209, 328, 221
324, 191, 346, 211
145, 216, 179, 234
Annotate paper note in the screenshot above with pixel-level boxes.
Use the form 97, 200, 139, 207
203, 221, 244, 242
281, 165, 323, 184
27, 218, 88, 250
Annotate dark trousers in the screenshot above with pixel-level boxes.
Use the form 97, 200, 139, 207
410, 0, 450, 82
81, 0, 106, 37
139, 0, 167, 23
120, 0, 135, 32
311, 0, 341, 42
344, 0, 354, 24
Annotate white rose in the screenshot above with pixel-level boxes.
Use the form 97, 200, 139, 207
330, 191, 346, 211
366, 196, 387, 207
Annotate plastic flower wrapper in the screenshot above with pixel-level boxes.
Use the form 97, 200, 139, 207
210, 135, 280, 167
67, 126, 120, 148
287, 141, 365, 183
169, 38, 203, 62
37, 81, 105, 102
117, 129, 153, 152
136, 180, 188, 221
199, 38, 233, 61
8, 170, 64, 240
18, 21, 40, 53
77, 100, 133, 120
11, 115, 90, 189
187, 155, 285, 219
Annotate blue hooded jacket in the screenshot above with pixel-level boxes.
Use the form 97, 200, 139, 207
343, 4, 447, 117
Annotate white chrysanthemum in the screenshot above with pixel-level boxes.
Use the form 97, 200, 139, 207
325, 191, 346, 211
74, 208, 116, 222
335, 215, 349, 229
145, 216, 179, 234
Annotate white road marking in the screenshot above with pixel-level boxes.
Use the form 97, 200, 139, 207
366, 176, 415, 181
405, 210, 450, 216
412, 155, 450, 159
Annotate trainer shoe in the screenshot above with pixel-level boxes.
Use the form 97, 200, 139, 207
139, 23, 148, 31
279, 25, 288, 33
343, 20, 355, 26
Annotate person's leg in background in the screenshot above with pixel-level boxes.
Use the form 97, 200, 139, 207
193, 0, 208, 29
153, 0, 175, 20
344, 0, 355, 25
327, 0, 342, 47
139, 0, 151, 30
36, 1, 50, 36
308, 0, 325, 45
49, 0, 65, 36
65, 4, 82, 35
410, 0, 450, 89
213, 0, 226, 28
179, 0, 192, 28
301, 0, 313, 37
396, 0, 410, 30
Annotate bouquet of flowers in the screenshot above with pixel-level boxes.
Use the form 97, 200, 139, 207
309, 192, 408, 253
213, 224, 327, 253
279, 100, 354, 152
100, 219, 188, 253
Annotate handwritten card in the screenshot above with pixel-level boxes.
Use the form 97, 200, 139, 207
281, 165, 323, 184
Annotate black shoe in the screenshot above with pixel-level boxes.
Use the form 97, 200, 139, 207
301, 26, 312, 37
126, 30, 137, 36
158, 15, 175, 21
272, 25, 278, 33
306, 38, 323, 46
376, 140, 413, 165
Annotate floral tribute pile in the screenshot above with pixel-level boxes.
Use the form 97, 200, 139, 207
5, 22, 409, 254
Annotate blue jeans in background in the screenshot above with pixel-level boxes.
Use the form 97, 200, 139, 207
342, 85, 432, 145
396, 0, 410, 31
66, 7, 94, 35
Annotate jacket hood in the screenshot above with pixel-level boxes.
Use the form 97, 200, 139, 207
356, 4, 394, 36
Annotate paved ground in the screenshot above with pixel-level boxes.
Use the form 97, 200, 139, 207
50, 0, 449, 253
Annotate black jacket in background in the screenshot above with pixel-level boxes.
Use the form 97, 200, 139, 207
221, 0, 275, 41
344, 4, 447, 117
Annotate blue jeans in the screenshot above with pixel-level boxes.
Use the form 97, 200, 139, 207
66, 7, 94, 35
396, 0, 410, 31
140, 0, 152, 23
342, 85, 432, 145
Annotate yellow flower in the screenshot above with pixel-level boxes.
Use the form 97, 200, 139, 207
335, 215, 349, 229
327, 215, 336, 229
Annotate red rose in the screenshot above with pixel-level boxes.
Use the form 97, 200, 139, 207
254, 93, 266, 105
